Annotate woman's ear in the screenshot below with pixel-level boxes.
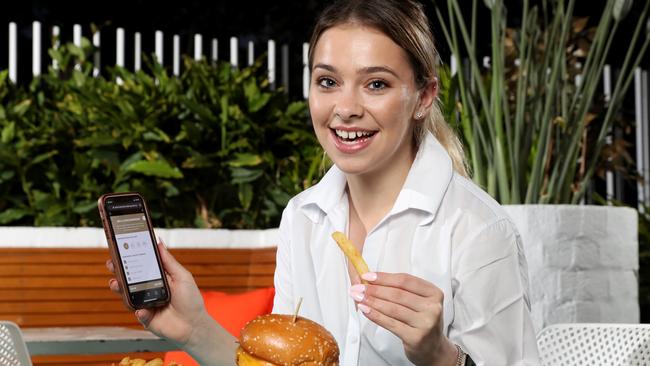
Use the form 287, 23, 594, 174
414, 78, 438, 119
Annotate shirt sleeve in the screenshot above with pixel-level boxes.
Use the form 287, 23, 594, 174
271, 202, 294, 315
449, 218, 540, 365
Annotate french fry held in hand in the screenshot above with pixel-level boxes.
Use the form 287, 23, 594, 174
332, 231, 370, 283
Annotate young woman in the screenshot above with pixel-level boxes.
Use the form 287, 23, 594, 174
107, 0, 539, 364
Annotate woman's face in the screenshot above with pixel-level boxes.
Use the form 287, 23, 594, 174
309, 24, 425, 177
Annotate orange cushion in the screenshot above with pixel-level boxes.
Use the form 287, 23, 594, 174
164, 287, 275, 366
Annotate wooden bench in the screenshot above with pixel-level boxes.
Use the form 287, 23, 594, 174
0, 247, 277, 366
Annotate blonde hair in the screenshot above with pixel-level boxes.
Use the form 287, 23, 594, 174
308, 0, 469, 177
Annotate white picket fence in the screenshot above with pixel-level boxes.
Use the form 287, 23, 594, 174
3, 21, 650, 209
6, 21, 312, 99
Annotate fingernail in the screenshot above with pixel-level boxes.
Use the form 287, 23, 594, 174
350, 284, 366, 293
349, 285, 365, 302
357, 303, 371, 314
349, 290, 365, 302
361, 272, 377, 281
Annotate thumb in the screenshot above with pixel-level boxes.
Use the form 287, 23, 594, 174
135, 308, 154, 328
157, 238, 188, 278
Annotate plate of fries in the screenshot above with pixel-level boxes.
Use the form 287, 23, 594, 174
112, 357, 181, 366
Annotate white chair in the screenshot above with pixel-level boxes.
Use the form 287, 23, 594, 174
0, 321, 32, 366
537, 323, 650, 366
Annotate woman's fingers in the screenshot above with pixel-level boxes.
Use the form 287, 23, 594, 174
350, 272, 445, 341
358, 300, 411, 338
108, 278, 121, 293
106, 258, 115, 273
135, 309, 155, 328
362, 272, 441, 299
361, 294, 422, 328
360, 283, 427, 312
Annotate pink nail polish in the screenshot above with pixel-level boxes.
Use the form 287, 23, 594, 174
350, 284, 366, 293
349, 285, 365, 301
361, 272, 377, 281
350, 290, 365, 302
357, 303, 371, 314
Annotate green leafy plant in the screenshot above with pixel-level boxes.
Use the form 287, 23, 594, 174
435, 0, 650, 203
0, 38, 323, 229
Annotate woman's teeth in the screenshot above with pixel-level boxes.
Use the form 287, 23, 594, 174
334, 129, 374, 140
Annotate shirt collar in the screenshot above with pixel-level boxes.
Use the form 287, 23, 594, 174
391, 132, 454, 225
298, 132, 453, 225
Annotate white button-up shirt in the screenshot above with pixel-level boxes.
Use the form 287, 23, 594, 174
272, 132, 540, 365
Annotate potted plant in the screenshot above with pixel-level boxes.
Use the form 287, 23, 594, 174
434, 0, 649, 331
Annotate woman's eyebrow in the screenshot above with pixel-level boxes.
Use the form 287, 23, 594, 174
312, 64, 399, 79
313, 63, 337, 73
359, 66, 399, 78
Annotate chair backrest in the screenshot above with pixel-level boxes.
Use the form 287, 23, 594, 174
537, 323, 650, 366
0, 321, 32, 366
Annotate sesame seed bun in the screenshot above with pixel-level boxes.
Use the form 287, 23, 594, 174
236, 314, 340, 365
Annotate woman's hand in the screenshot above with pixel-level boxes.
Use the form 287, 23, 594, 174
349, 272, 458, 366
107, 240, 237, 365
106, 240, 211, 348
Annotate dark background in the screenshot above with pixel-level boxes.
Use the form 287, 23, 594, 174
0, 0, 646, 200
0, 0, 647, 205
2, 0, 645, 96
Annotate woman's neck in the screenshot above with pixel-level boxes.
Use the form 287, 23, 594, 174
346, 145, 416, 233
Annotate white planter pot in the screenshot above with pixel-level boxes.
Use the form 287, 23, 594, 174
0, 226, 280, 249
504, 205, 639, 332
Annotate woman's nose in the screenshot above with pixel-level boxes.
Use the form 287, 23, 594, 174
334, 88, 363, 121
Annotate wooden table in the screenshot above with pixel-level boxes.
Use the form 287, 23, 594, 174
22, 326, 179, 355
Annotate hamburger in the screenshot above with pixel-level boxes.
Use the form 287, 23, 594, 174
235, 314, 340, 365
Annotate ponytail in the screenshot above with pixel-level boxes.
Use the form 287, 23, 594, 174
416, 102, 470, 178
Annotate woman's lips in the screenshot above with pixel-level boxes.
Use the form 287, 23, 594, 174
330, 128, 376, 154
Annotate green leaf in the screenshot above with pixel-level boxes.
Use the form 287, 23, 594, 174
0, 170, 15, 182
1, 122, 15, 143
227, 153, 263, 168
268, 187, 292, 207
230, 167, 263, 184
125, 160, 184, 179
244, 78, 271, 112
73, 201, 98, 214
0, 208, 31, 224
12, 99, 32, 117
29, 150, 58, 166
0, 70, 7, 87
74, 134, 121, 147
249, 93, 271, 113
238, 183, 253, 210
286, 101, 306, 116
143, 131, 164, 141
181, 155, 213, 169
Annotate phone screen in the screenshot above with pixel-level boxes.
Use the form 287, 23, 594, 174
104, 195, 168, 307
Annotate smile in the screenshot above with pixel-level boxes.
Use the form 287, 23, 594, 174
333, 128, 377, 142
329, 128, 377, 153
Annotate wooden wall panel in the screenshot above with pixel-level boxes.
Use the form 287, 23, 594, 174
0, 247, 277, 366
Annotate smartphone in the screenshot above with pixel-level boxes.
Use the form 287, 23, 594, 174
98, 192, 170, 310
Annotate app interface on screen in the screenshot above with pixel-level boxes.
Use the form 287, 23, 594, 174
107, 200, 165, 300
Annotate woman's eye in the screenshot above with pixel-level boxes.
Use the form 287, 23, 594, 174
318, 78, 336, 88
368, 80, 387, 90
